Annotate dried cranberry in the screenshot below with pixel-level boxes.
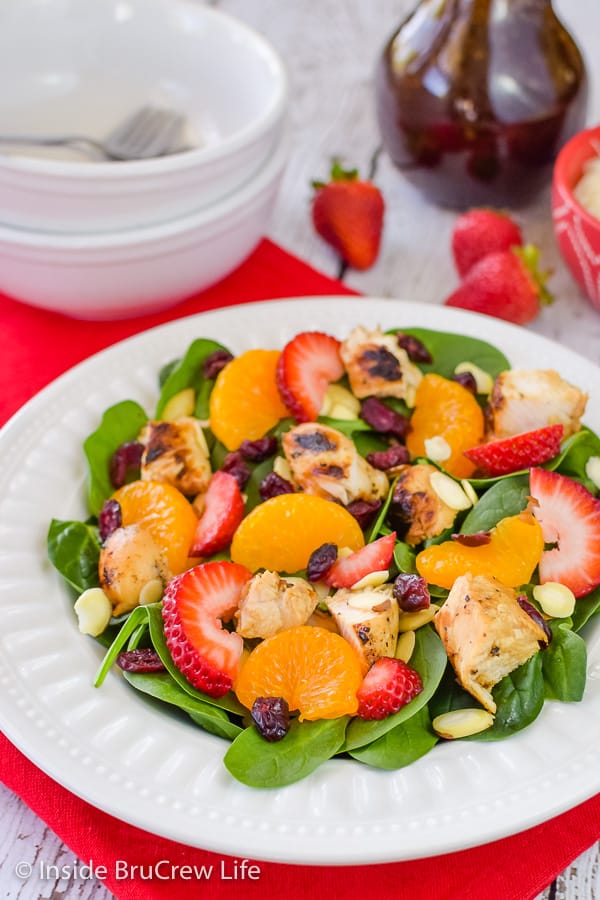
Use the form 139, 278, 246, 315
203, 349, 234, 380
451, 530, 491, 547
360, 397, 409, 440
116, 649, 166, 673
251, 696, 290, 742
307, 543, 338, 582
239, 436, 278, 462
453, 371, 478, 394
517, 595, 552, 648
345, 499, 382, 530
259, 471, 295, 500
393, 573, 431, 612
98, 499, 122, 542
366, 445, 410, 470
109, 440, 144, 489
221, 451, 251, 489
396, 332, 433, 364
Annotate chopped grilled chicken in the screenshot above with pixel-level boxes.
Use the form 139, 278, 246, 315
388, 463, 457, 545
235, 571, 319, 639
434, 573, 547, 713
99, 524, 169, 617
340, 325, 422, 405
139, 417, 211, 497
487, 369, 587, 441
327, 585, 399, 673
282, 422, 388, 505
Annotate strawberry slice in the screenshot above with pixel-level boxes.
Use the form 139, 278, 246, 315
162, 560, 252, 696
276, 331, 344, 422
357, 657, 423, 720
529, 467, 600, 598
189, 470, 245, 557
464, 424, 564, 476
325, 532, 396, 588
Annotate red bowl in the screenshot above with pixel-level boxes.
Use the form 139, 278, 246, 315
552, 124, 600, 310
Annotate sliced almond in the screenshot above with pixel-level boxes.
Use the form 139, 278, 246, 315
397, 604, 439, 632
74, 587, 113, 637
430, 471, 473, 510
320, 384, 360, 418
432, 708, 494, 739
338, 546, 354, 560
139, 577, 164, 606
424, 435, 452, 463
585, 456, 600, 490
533, 582, 576, 618
350, 570, 389, 591
329, 402, 359, 421
461, 479, 479, 507
161, 387, 196, 422
273, 455, 293, 482
454, 362, 494, 395
395, 630, 416, 662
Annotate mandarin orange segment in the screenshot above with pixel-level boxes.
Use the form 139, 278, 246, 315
209, 349, 289, 451
235, 625, 362, 720
406, 373, 485, 478
230, 493, 364, 574
415, 512, 544, 589
112, 480, 197, 575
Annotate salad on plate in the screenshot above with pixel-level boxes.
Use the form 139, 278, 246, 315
47, 323, 600, 788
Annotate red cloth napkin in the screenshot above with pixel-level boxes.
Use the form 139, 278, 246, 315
1, 238, 599, 899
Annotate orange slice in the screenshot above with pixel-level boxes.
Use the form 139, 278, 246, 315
230, 493, 364, 573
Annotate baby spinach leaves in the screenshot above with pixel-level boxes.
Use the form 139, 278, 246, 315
394, 328, 509, 379
83, 399, 148, 516
224, 717, 348, 788
460, 474, 530, 533
469, 655, 545, 741
348, 705, 438, 770
47, 519, 100, 595
541, 621, 587, 702
156, 337, 229, 420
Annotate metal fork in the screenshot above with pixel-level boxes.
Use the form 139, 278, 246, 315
0, 106, 187, 161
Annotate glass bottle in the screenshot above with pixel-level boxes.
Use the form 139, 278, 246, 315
375, 0, 588, 208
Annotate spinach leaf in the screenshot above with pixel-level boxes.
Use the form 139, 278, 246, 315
368, 477, 397, 542
571, 587, 600, 632
224, 717, 348, 788
393, 541, 417, 574
156, 338, 229, 419
542, 621, 587, 702
428, 665, 475, 719
83, 400, 148, 516
344, 626, 447, 750
468, 654, 544, 741
393, 328, 509, 379
123, 671, 242, 740
145, 604, 245, 715
351, 430, 389, 458
94, 605, 151, 686
460, 474, 530, 533
47, 518, 100, 594
348, 705, 438, 769
317, 416, 373, 436
548, 427, 600, 490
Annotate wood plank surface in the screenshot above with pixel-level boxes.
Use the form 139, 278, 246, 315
2, 0, 599, 897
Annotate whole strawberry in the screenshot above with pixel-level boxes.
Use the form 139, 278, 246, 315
452, 208, 523, 277
444, 245, 552, 325
311, 160, 384, 270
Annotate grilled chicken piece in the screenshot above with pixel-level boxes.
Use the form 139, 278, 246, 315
340, 325, 422, 406
99, 524, 169, 617
282, 422, 388, 505
388, 463, 457, 546
434, 573, 547, 713
327, 585, 399, 673
487, 369, 587, 441
139, 417, 211, 496
235, 571, 319, 639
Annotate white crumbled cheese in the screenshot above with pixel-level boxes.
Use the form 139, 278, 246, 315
574, 157, 600, 221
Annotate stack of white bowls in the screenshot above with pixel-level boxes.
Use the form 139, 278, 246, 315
0, 0, 288, 319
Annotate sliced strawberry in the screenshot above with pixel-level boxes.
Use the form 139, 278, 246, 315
276, 331, 344, 423
357, 657, 423, 720
529, 467, 600, 598
189, 470, 245, 557
162, 560, 252, 696
325, 532, 396, 588
464, 424, 563, 476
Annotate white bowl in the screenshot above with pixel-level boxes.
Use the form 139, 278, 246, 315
0, 0, 288, 234
0, 132, 288, 319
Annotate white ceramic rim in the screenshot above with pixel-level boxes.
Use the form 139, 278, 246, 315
0, 3, 288, 181
1, 298, 599, 866
0, 129, 289, 249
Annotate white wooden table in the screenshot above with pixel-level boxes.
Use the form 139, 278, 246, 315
2, 0, 600, 897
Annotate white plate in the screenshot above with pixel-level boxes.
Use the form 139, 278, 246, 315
1, 297, 599, 865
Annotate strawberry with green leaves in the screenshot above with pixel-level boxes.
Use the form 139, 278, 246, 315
311, 161, 384, 270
